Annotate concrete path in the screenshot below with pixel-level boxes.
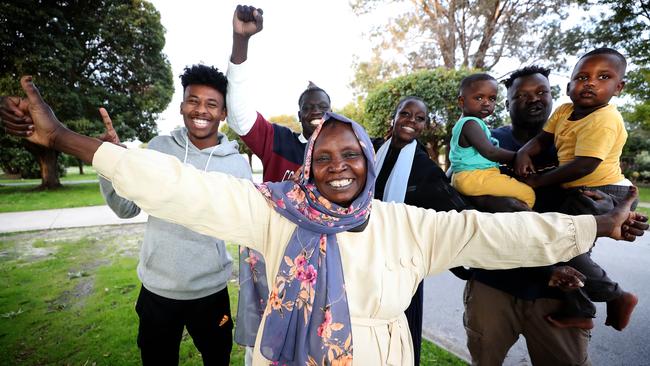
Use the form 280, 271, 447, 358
0, 205, 147, 233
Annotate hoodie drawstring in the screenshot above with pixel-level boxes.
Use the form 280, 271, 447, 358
183, 134, 219, 172
204, 146, 218, 171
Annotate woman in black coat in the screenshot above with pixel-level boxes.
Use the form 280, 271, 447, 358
374, 97, 470, 365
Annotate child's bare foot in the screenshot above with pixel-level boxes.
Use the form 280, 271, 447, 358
605, 291, 638, 331
545, 314, 594, 330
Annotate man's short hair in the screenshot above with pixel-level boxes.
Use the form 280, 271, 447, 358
502, 66, 551, 90
180, 64, 228, 99
579, 47, 627, 74
298, 81, 331, 107
459, 73, 496, 95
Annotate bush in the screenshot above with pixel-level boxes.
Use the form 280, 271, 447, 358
635, 150, 650, 171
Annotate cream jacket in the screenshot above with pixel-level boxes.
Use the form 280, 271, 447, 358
93, 143, 596, 365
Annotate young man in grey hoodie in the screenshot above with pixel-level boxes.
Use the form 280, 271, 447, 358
98, 64, 251, 365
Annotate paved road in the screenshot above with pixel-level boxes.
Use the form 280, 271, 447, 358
423, 234, 650, 365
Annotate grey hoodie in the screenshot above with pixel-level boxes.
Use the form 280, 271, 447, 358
99, 127, 252, 300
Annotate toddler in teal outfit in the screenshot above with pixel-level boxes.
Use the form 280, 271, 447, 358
450, 73, 535, 207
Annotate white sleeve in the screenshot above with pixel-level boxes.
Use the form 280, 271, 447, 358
92, 142, 270, 252
226, 60, 258, 136
375, 203, 596, 275
420, 208, 597, 273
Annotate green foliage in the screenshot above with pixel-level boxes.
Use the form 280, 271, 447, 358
622, 127, 650, 183
335, 96, 368, 129
269, 114, 301, 132
634, 151, 650, 171
0, 134, 65, 179
624, 69, 650, 131
220, 123, 252, 161
567, 1, 649, 64
364, 69, 505, 163
0, 0, 173, 180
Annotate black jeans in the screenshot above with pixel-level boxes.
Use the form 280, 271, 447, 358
135, 285, 233, 366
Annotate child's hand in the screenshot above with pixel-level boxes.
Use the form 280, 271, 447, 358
548, 266, 586, 291
514, 152, 535, 176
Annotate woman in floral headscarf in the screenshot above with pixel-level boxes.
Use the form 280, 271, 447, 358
4, 78, 647, 366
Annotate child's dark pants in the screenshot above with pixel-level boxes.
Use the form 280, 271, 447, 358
560, 184, 637, 317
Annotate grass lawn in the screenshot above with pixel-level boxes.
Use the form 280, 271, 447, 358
0, 225, 466, 365
0, 183, 105, 213
637, 207, 650, 216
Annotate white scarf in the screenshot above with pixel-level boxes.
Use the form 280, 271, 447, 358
374, 138, 417, 203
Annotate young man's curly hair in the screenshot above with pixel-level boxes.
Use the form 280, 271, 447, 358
180, 64, 228, 98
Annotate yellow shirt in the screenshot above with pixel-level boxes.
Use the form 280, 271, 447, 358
93, 142, 596, 366
543, 103, 627, 188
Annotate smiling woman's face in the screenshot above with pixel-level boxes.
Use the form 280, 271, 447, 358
311, 121, 367, 207
392, 99, 427, 145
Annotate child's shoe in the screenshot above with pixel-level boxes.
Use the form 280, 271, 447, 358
605, 291, 638, 331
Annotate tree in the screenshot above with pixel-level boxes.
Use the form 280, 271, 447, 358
334, 97, 368, 129
220, 123, 253, 166
269, 114, 301, 132
350, 0, 573, 93
0, 0, 173, 188
363, 68, 505, 166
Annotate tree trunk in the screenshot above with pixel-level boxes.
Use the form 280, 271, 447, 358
24, 141, 62, 190
77, 158, 84, 175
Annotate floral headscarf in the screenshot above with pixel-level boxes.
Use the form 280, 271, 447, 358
256, 112, 376, 365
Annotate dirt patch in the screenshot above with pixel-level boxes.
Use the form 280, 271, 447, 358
46, 277, 95, 312
0, 224, 145, 263
22, 245, 56, 262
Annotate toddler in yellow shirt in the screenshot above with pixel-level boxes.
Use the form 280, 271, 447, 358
515, 48, 638, 331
